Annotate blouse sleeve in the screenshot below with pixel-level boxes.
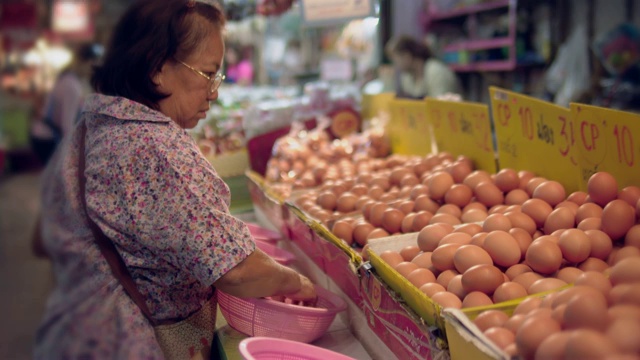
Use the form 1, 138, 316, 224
85, 123, 255, 287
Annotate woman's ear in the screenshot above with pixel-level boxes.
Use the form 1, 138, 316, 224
153, 62, 169, 88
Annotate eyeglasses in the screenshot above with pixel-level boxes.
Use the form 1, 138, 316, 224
177, 59, 225, 94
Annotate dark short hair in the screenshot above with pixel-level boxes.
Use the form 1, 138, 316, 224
385, 35, 432, 61
91, 0, 226, 110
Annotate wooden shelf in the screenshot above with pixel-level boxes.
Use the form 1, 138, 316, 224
448, 59, 516, 72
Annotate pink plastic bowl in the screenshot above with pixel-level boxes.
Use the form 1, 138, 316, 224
246, 222, 282, 243
239, 337, 356, 360
255, 240, 295, 265
218, 285, 347, 343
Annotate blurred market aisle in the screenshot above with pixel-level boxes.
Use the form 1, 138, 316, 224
0, 173, 53, 359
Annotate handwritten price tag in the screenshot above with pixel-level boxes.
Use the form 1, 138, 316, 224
388, 99, 432, 155
571, 103, 640, 190
489, 87, 581, 193
426, 98, 496, 173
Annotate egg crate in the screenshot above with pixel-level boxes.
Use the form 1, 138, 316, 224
366, 232, 566, 340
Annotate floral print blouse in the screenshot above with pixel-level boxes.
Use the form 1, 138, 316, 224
34, 94, 255, 359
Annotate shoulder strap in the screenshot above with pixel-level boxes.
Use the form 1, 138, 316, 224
77, 121, 158, 326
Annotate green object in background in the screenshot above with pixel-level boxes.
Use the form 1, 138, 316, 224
225, 175, 254, 215
1, 108, 30, 149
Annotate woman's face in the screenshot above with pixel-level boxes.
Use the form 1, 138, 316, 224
156, 25, 225, 129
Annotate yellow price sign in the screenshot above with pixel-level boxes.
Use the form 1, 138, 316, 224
489, 87, 581, 193
426, 98, 496, 174
388, 98, 432, 156
361, 92, 395, 120
571, 103, 640, 190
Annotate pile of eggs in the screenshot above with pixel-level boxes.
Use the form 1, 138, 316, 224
371, 170, 640, 310
294, 152, 468, 231
471, 257, 640, 359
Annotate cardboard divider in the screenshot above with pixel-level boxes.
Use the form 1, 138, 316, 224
246, 170, 288, 236
285, 203, 327, 272
359, 266, 445, 360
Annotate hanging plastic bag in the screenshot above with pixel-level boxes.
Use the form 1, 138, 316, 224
545, 25, 591, 107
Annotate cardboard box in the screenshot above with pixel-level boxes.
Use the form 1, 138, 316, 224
246, 170, 288, 236
285, 204, 327, 272
359, 266, 446, 360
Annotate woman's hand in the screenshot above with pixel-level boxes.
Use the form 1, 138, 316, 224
284, 274, 317, 306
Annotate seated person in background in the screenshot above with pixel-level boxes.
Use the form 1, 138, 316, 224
385, 35, 462, 99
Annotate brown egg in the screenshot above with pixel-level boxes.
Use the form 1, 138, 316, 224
483, 231, 522, 268
381, 208, 404, 234
578, 257, 610, 272
353, 222, 375, 246
482, 327, 514, 350
493, 282, 528, 303
467, 231, 487, 246
619, 185, 640, 207
474, 310, 510, 331
463, 170, 492, 190
444, 184, 473, 208
429, 213, 462, 226
475, 182, 505, 208
506, 263, 533, 280
407, 268, 437, 288
608, 304, 640, 323
503, 314, 526, 335
461, 264, 505, 295
526, 177, 548, 196
332, 220, 354, 245
588, 172, 619, 207
508, 228, 533, 259
412, 251, 433, 269
380, 250, 403, 267
437, 204, 462, 218
400, 245, 421, 262
602, 199, 636, 241
395, 262, 420, 279
578, 217, 602, 231
409, 184, 429, 200
447, 274, 467, 299
428, 171, 454, 201
439, 232, 473, 247
400, 174, 420, 188
567, 191, 588, 205
526, 238, 563, 275
533, 181, 566, 207
431, 291, 462, 309
576, 203, 603, 224
432, 243, 463, 272
411, 211, 434, 232
555, 201, 580, 216
317, 191, 338, 211
516, 170, 534, 189
528, 278, 567, 295
522, 198, 554, 228
505, 212, 536, 236
610, 257, 640, 285
565, 329, 618, 359
367, 186, 384, 201
564, 290, 609, 330
555, 267, 584, 284
414, 195, 439, 214
461, 209, 489, 223
366, 228, 390, 241
607, 318, 640, 354
513, 296, 543, 316
453, 245, 493, 273
437, 269, 460, 288
336, 192, 357, 213
419, 282, 446, 297
534, 331, 571, 360
447, 160, 473, 184
401, 213, 417, 233
417, 224, 451, 252
390, 167, 411, 186
368, 203, 388, 227
504, 188, 530, 206
481, 213, 511, 233
395, 200, 414, 215
574, 271, 612, 300
494, 168, 519, 193
370, 176, 391, 191
462, 291, 494, 308
558, 229, 591, 264
582, 229, 613, 260
611, 246, 640, 265
513, 272, 544, 291
515, 315, 561, 360
543, 207, 576, 235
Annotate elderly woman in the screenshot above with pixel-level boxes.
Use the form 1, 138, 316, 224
33, 1, 316, 359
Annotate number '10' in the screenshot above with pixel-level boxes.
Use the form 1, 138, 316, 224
613, 124, 634, 167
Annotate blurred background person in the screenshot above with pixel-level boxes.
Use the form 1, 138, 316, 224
225, 43, 254, 85
28, 43, 100, 166
385, 35, 461, 99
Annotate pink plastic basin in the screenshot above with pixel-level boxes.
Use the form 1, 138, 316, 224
246, 222, 282, 243
255, 239, 295, 265
239, 337, 356, 360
